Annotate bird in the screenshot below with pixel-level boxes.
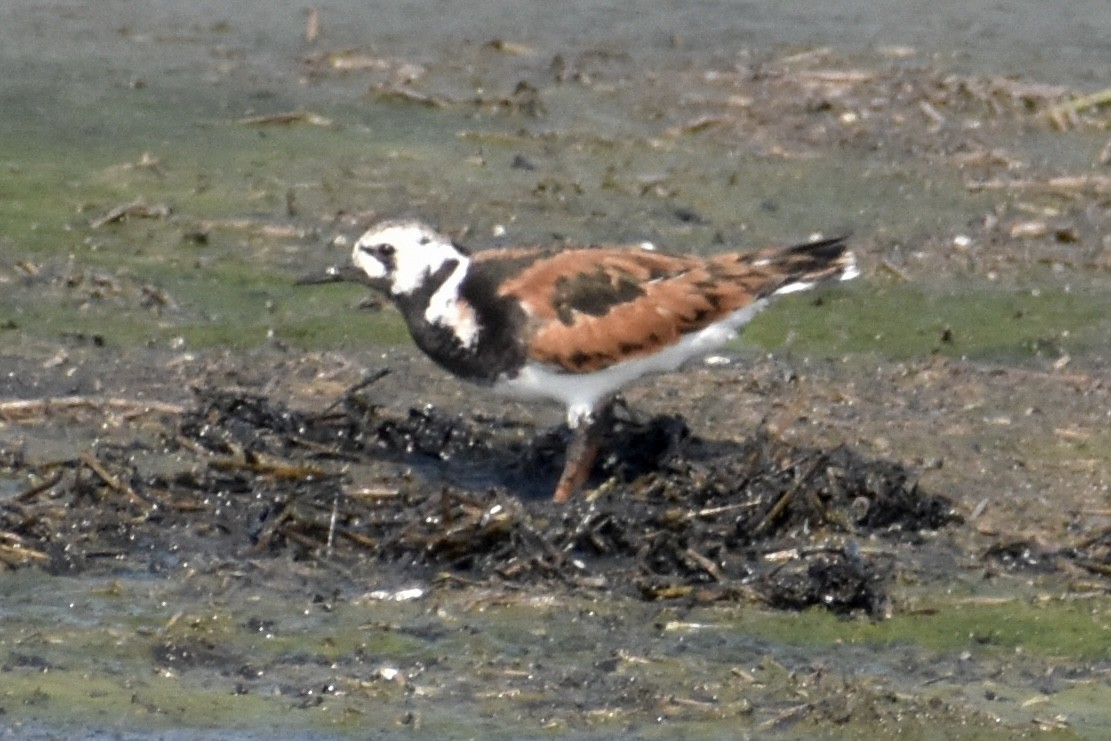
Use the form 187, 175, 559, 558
309, 219, 858, 502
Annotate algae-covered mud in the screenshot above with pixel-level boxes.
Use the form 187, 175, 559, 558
2, 1, 1111, 739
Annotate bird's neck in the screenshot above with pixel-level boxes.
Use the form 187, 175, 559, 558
392, 258, 463, 317
391, 257, 532, 385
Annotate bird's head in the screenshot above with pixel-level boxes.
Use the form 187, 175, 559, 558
351, 220, 469, 297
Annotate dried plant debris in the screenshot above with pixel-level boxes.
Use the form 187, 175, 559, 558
0, 383, 967, 613
88, 199, 172, 229
1069, 527, 1111, 580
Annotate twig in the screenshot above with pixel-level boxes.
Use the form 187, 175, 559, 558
1046, 86, 1111, 129
753, 456, 825, 535
793, 68, 875, 84
0, 538, 49, 567
1072, 560, 1111, 578
370, 85, 447, 107
965, 174, 1111, 196
339, 529, 377, 548
347, 486, 401, 500
686, 501, 759, 520
89, 200, 171, 229
16, 470, 65, 502
326, 489, 339, 558
0, 396, 184, 421
684, 547, 722, 581
79, 452, 150, 509
666, 115, 728, 137
322, 367, 391, 414
304, 6, 320, 44
236, 111, 333, 127
206, 457, 329, 480
757, 703, 813, 732
918, 100, 947, 129
774, 47, 831, 66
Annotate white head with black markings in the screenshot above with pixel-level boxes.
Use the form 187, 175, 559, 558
351, 219, 470, 297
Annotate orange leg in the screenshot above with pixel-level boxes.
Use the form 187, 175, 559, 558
552, 405, 609, 502
553, 428, 601, 502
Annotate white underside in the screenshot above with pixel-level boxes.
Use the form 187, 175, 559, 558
493, 298, 769, 426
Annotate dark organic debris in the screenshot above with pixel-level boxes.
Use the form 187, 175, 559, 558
758, 546, 889, 615
370, 80, 545, 117
0, 384, 969, 614
1053, 526, 1111, 580
983, 539, 1059, 574
511, 154, 537, 171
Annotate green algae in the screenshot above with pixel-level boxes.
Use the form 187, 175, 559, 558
744, 280, 1110, 364
4, 569, 1105, 739
4, 114, 1107, 363
2, 72, 1105, 365
733, 595, 1111, 662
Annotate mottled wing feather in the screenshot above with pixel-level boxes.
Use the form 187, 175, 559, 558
494, 249, 693, 318
494, 249, 762, 372
473, 238, 851, 374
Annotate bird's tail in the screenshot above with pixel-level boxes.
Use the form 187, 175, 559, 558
758, 235, 858, 296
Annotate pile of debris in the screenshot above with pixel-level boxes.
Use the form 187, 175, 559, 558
1, 382, 963, 615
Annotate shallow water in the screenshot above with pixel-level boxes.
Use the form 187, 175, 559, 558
2, 1, 1110, 739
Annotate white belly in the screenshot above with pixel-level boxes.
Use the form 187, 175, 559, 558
492, 299, 767, 426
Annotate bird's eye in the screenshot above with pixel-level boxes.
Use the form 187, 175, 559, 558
363, 242, 395, 257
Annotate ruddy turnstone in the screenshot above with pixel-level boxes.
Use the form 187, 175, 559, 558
311, 219, 857, 501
